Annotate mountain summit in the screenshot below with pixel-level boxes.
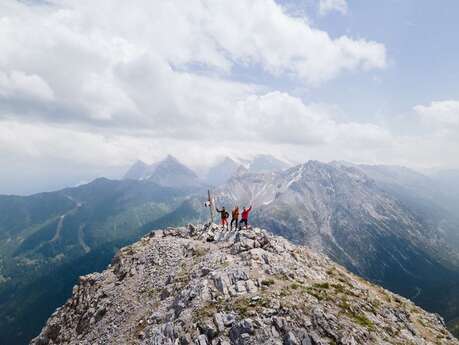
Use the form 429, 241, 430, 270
248, 154, 290, 173
124, 155, 203, 188
123, 160, 150, 180
32, 225, 457, 345
205, 154, 291, 185
206, 157, 241, 185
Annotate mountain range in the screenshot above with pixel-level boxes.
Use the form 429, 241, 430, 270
0, 156, 458, 344
206, 154, 291, 185
125, 154, 291, 187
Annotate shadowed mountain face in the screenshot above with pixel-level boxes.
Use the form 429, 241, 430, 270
450, 319, 459, 339
351, 164, 459, 248
430, 169, 459, 215
213, 161, 459, 325
431, 169, 459, 191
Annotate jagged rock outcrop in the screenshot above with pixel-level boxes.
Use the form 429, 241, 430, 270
32, 225, 458, 345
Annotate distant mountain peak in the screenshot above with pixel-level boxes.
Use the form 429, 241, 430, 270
163, 154, 180, 163
248, 154, 290, 173
205, 157, 240, 185
123, 155, 203, 188
233, 164, 249, 177
133, 159, 148, 166
221, 155, 234, 161
205, 154, 291, 185
123, 160, 150, 180
154, 155, 197, 175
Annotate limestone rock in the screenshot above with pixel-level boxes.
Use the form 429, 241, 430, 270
31, 225, 458, 345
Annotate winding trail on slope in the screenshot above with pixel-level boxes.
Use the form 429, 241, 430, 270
78, 224, 90, 253
49, 195, 83, 243
50, 215, 66, 242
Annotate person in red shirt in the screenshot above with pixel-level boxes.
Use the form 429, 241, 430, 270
239, 205, 252, 230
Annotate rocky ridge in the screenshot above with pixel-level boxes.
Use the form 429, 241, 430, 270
32, 225, 458, 345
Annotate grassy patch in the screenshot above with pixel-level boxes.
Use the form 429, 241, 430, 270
382, 293, 392, 303
303, 286, 326, 301
220, 260, 230, 268
232, 298, 251, 318
368, 299, 381, 314
352, 313, 374, 330
313, 282, 330, 289
331, 283, 345, 294
338, 297, 352, 312
193, 294, 271, 323
146, 287, 157, 297
338, 296, 375, 331
194, 302, 218, 322
261, 278, 275, 287
279, 288, 291, 297
290, 282, 301, 290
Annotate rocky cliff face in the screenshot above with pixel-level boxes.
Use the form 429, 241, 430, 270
32, 225, 457, 345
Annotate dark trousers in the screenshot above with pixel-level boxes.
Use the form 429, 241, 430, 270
239, 219, 248, 229
231, 218, 238, 230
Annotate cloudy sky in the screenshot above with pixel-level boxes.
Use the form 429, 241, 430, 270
1, 0, 459, 195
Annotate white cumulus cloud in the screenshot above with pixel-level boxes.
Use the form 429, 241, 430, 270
6, 0, 457, 194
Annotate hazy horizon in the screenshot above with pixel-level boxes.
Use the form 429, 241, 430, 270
3, 153, 458, 196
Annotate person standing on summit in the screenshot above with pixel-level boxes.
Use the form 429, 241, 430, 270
215, 206, 229, 230
239, 205, 252, 230
230, 206, 239, 230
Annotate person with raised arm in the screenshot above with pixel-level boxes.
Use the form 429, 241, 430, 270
230, 206, 239, 230
239, 205, 252, 230
215, 206, 229, 230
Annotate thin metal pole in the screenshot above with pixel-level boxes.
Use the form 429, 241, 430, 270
208, 189, 214, 223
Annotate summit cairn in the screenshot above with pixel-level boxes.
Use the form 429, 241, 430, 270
32, 225, 457, 345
